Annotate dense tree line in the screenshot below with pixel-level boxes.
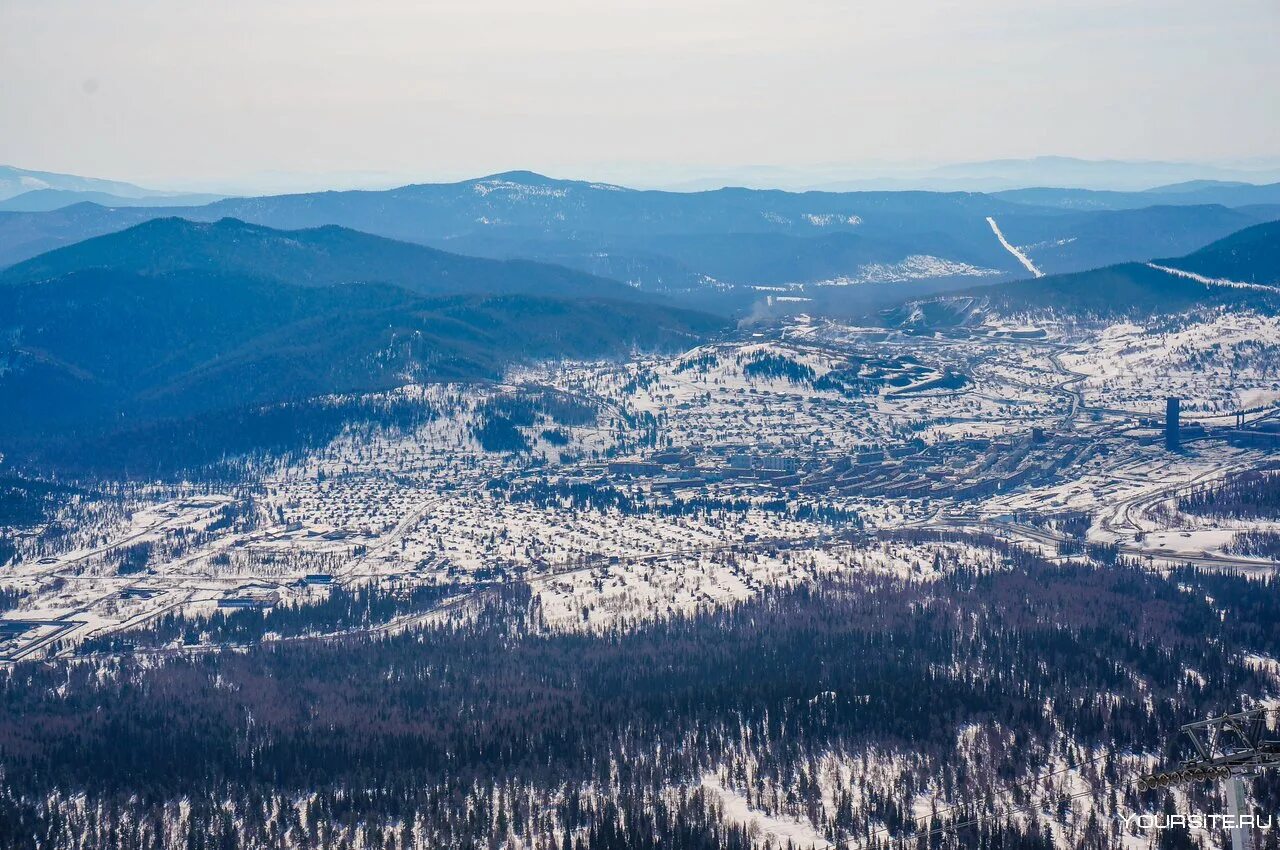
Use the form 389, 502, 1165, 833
109, 540, 154, 574
0, 587, 25, 614
76, 581, 479, 653
472, 390, 601, 453
473, 414, 532, 453
1228, 530, 1280, 559
1168, 565, 1280, 657
740, 353, 816, 384
0, 539, 1278, 848
10, 395, 440, 481
0, 477, 86, 527
1180, 471, 1280, 519
814, 365, 881, 397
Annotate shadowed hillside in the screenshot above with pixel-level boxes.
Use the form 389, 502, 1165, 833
1, 216, 638, 300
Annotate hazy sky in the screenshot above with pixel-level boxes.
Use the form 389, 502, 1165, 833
3, 0, 1278, 192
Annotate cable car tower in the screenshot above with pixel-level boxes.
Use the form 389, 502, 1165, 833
1138, 707, 1280, 850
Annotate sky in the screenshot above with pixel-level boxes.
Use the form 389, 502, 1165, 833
2, 0, 1278, 193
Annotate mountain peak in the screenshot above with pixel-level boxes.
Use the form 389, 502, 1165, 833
473, 170, 562, 186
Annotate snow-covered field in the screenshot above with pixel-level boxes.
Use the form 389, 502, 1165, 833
1060, 313, 1280, 417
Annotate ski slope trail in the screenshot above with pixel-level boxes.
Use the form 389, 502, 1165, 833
1147, 263, 1280, 294
986, 216, 1043, 278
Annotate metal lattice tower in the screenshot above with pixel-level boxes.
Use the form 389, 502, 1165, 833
1139, 708, 1280, 850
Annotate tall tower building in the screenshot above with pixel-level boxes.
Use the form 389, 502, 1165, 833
1165, 397, 1181, 450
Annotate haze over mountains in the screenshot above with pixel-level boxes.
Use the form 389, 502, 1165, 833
0, 217, 638, 300
892, 220, 1280, 326
992, 181, 1280, 211
0, 165, 222, 209
14, 156, 1279, 198
0, 189, 227, 213
1170, 219, 1280, 284
1, 167, 1277, 317
984, 203, 1273, 273
0, 165, 169, 201
676, 157, 1280, 193
906, 156, 1280, 193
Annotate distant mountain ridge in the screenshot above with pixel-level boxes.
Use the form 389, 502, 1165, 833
0, 214, 725, 469
0, 165, 178, 202
0, 188, 225, 212
0, 270, 718, 436
1, 170, 1276, 317
994, 183, 1280, 211
1164, 220, 1280, 285
1, 216, 640, 301
0, 174, 1035, 311
984, 204, 1269, 273
920, 156, 1280, 192
887, 221, 1280, 325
